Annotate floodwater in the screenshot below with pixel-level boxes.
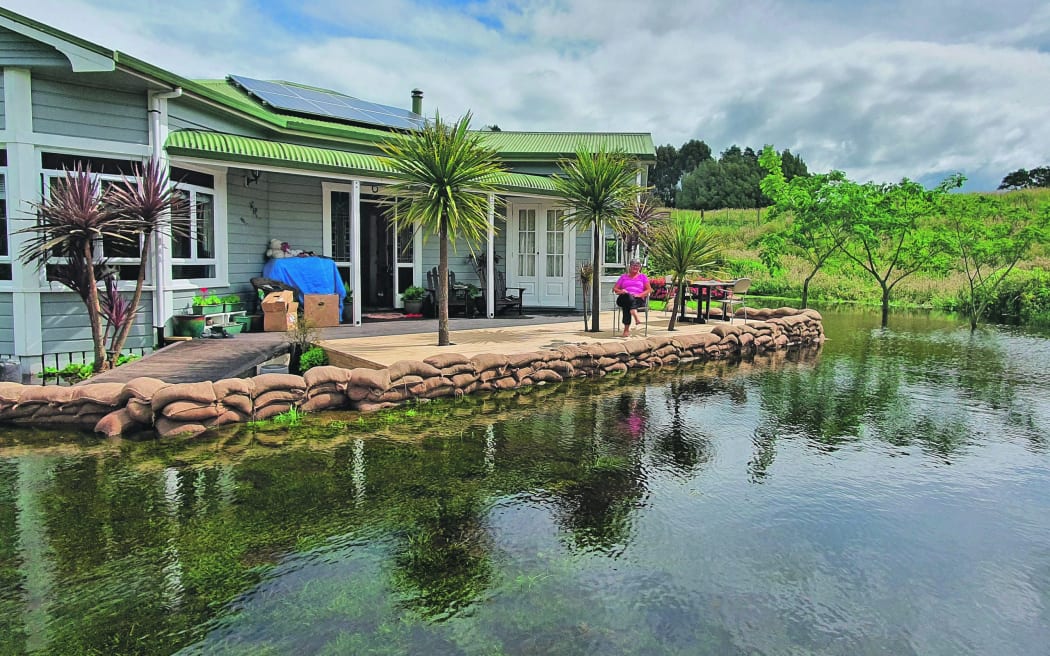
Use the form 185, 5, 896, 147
0, 308, 1048, 655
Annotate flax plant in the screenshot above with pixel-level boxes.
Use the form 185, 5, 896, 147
552, 149, 642, 332
648, 216, 722, 331
381, 112, 504, 346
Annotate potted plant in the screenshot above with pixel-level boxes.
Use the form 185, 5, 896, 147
342, 282, 354, 323
172, 313, 206, 338
192, 288, 224, 315
401, 285, 426, 315
221, 293, 244, 313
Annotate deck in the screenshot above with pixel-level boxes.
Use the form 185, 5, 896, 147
320, 312, 724, 369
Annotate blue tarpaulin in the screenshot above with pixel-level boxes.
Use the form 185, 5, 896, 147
262, 257, 346, 317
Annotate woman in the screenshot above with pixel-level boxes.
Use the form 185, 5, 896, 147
613, 259, 653, 337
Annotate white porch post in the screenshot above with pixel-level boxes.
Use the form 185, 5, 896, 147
351, 180, 362, 326
148, 88, 182, 337
5, 68, 43, 360
486, 193, 495, 319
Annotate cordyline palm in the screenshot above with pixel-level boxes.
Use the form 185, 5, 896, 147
19, 165, 123, 370
381, 112, 504, 346
648, 215, 722, 331
106, 158, 185, 363
552, 149, 642, 332
623, 193, 668, 260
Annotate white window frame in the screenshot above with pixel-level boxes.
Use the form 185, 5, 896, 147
41, 167, 148, 291
603, 224, 625, 271
169, 165, 227, 290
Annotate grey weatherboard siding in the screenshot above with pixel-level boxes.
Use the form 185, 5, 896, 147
40, 292, 154, 354
31, 74, 148, 144
0, 27, 67, 68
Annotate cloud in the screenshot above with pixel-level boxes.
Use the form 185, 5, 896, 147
4, 0, 1049, 189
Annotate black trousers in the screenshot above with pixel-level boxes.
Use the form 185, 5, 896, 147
616, 293, 646, 326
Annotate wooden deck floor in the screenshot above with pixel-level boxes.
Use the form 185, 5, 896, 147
320, 314, 724, 369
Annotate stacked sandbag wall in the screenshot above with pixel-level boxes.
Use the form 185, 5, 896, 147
0, 308, 823, 438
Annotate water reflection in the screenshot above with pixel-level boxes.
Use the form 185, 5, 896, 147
0, 308, 1047, 654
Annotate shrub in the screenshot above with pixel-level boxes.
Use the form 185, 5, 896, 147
298, 346, 329, 372
971, 268, 1050, 325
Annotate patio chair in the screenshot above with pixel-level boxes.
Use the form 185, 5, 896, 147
720, 277, 751, 324
494, 271, 525, 315
611, 291, 649, 337
426, 267, 471, 317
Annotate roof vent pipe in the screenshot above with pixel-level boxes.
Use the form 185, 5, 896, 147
411, 89, 423, 116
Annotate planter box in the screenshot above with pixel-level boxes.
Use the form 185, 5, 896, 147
197, 305, 224, 315
224, 302, 246, 313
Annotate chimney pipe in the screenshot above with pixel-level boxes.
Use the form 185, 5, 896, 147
411, 89, 423, 116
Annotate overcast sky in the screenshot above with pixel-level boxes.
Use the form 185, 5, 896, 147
8, 0, 1050, 190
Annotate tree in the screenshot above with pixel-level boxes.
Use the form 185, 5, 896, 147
758, 146, 861, 307
552, 148, 642, 333
621, 193, 668, 263
676, 139, 712, 178
647, 215, 722, 331
677, 158, 725, 212
842, 176, 960, 326
381, 112, 505, 346
106, 159, 185, 361
780, 149, 810, 181
999, 166, 1050, 190
20, 168, 116, 370
649, 144, 680, 206
940, 190, 1050, 330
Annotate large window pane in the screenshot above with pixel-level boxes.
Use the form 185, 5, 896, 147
195, 192, 215, 259
171, 190, 192, 258
331, 191, 350, 262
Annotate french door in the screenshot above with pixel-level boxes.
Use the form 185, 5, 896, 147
507, 204, 573, 307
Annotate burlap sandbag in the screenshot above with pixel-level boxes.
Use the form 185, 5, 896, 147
301, 392, 350, 413
254, 403, 293, 420
18, 386, 75, 406
450, 372, 478, 388
506, 351, 541, 368
355, 401, 398, 413
545, 360, 574, 375
390, 374, 424, 388
350, 368, 390, 392
378, 388, 411, 403
71, 383, 125, 406
161, 401, 222, 422
471, 353, 508, 373
0, 382, 23, 406
440, 363, 475, 376
154, 417, 209, 439
345, 385, 372, 402
220, 394, 252, 415
152, 382, 216, 409
530, 369, 564, 383
255, 390, 304, 408
214, 378, 254, 398
303, 365, 353, 389
212, 408, 252, 426
252, 373, 305, 396
387, 360, 441, 382
94, 409, 139, 437
305, 383, 341, 399
493, 377, 518, 390
119, 377, 167, 403
423, 353, 471, 369
126, 398, 153, 424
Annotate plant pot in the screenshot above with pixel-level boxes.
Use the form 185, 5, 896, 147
224, 302, 246, 313
173, 314, 206, 338
199, 305, 224, 316
342, 303, 354, 324
234, 315, 252, 333
404, 300, 423, 315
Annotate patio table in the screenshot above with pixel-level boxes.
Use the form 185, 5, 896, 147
680, 280, 734, 324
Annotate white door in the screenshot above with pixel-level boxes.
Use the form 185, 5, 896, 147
508, 204, 573, 307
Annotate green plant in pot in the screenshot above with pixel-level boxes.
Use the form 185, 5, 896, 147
342, 282, 354, 323
192, 288, 224, 315
220, 293, 243, 313
401, 285, 426, 315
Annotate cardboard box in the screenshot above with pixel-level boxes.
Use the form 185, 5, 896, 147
304, 294, 340, 327
261, 291, 298, 332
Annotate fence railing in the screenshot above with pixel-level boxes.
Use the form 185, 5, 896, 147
0, 348, 153, 385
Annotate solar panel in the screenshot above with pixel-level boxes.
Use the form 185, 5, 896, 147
228, 74, 425, 131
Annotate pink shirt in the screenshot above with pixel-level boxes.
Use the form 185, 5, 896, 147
616, 273, 649, 295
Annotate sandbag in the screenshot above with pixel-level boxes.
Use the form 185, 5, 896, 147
255, 390, 303, 408
251, 373, 305, 396
125, 398, 153, 424
387, 360, 441, 382
212, 409, 252, 426
471, 353, 508, 373
254, 404, 293, 420
94, 409, 139, 437
303, 365, 353, 389
161, 401, 222, 421
220, 394, 253, 415
214, 378, 254, 398
70, 383, 124, 406
423, 353, 471, 369
152, 382, 216, 409
154, 417, 209, 439
530, 369, 564, 383
18, 386, 75, 406
120, 377, 167, 403
301, 393, 350, 412
0, 382, 23, 406
350, 368, 390, 392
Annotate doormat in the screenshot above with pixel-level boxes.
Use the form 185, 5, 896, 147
363, 312, 424, 321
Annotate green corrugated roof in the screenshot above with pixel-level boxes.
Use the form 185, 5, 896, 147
165, 130, 559, 194
477, 131, 655, 160
0, 8, 653, 161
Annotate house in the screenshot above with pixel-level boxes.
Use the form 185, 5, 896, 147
0, 8, 655, 373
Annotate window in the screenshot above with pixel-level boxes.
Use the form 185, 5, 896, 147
41, 154, 145, 283
0, 149, 10, 280
603, 225, 624, 270
170, 166, 218, 282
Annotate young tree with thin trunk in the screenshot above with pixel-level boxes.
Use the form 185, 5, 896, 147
381, 112, 504, 346
842, 177, 960, 327
758, 146, 862, 308
552, 149, 642, 333
940, 190, 1050, 330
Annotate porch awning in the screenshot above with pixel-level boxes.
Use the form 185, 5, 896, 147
165, 130, 560, 195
